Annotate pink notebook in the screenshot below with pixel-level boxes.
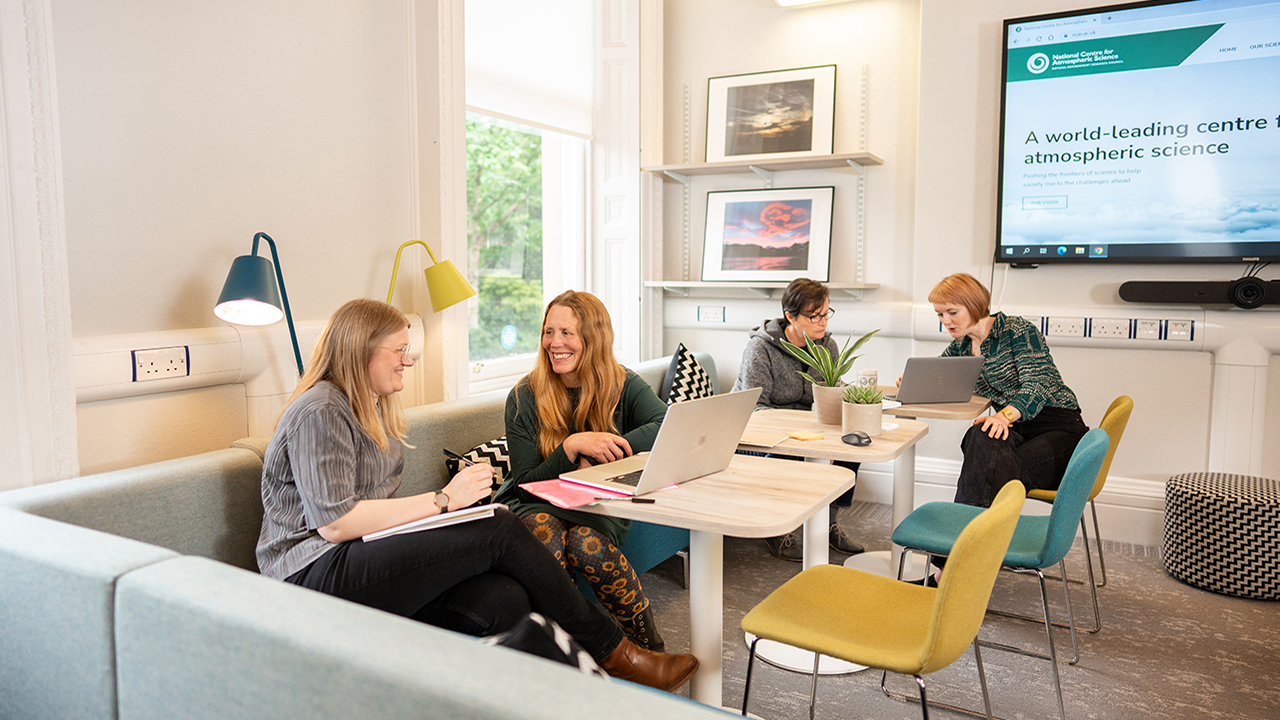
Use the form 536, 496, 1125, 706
521, 479, 628, 509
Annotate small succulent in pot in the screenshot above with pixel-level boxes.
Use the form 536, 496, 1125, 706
842, 384, 883, 405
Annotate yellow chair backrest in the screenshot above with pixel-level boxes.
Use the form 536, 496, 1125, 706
1089, 396, 1133, 501
918, 481, 1026, 675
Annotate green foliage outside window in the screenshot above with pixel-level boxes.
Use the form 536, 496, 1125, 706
466, 116, 543, 362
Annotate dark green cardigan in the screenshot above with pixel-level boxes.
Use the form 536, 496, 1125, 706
493, 370, 667, 546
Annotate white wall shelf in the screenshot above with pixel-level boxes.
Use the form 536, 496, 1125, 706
644, 151, 884, 185
645, 280, 879, 299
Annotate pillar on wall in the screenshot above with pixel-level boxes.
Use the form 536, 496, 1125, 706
1209, 332, 1272, 475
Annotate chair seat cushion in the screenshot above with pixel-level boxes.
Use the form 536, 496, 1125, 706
892, 502, 1052, 570
741, 564, 937, 675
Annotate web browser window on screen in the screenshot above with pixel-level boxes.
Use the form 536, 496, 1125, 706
997, 0, 1280, 263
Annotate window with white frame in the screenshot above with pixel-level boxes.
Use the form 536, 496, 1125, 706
464, 0, 591, 393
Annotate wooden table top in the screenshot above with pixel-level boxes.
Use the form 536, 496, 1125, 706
574, 453, 855, 538
740, 408, 931, 463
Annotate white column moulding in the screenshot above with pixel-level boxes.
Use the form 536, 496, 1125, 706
0, 0, 79, 488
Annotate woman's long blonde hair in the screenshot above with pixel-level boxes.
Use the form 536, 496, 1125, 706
527, 291, 626, 458
280, 298, 409, 450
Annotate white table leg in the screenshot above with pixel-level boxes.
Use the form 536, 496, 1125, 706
843, 445, 928, 580
688, 529, 723, 707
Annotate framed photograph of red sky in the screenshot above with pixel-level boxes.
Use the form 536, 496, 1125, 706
705, 64, 835, 164
701, 186, 833, 282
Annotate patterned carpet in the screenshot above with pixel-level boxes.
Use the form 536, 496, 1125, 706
641, 501, 1280, 719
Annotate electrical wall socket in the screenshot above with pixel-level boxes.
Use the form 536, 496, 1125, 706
697, 306, 725, 323
133, 346, 189, 381
1090, 318, 1130, 339
1136, 319, 1161, 339
1167, 320, 1193, 341
1046, 317, 1085, 337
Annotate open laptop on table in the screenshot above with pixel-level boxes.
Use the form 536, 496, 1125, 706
559, 387, 762, 496
886, 356, 984, 404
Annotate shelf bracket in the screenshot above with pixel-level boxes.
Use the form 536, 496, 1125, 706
749, 165, 774, 188
834, 287, 865, 301
663, 170, 691, 186
747, 286, 774, 298
661, 286, 690, 298
845, 159, 867, 176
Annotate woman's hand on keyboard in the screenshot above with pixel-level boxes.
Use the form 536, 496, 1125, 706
564, 432, 632, 465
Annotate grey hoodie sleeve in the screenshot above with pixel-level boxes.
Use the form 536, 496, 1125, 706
732, 335, 778, 409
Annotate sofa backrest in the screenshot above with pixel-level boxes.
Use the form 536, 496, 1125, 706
399, 389, 509, 496
113, 555, 727, 720
0, 508, 179, 720
0, 448, 265, 571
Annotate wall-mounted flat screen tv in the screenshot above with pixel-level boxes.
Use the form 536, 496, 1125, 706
997, 0, 1280, 264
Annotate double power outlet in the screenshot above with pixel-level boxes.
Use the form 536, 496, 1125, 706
132, 346, 190, 381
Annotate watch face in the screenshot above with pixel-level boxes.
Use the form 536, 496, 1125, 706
435, 492, 449, 509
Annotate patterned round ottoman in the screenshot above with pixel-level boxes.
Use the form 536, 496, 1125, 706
1163, 473, 1280, 600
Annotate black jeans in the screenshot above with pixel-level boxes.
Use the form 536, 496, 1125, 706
953, 406, 1089, 508
287, 507, 623, 662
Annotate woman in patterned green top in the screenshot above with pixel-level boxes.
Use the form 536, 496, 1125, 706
929, 273, 1089, 508
495, 290, 671, 652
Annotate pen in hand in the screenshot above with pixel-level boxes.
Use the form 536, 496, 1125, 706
443, 448, 500, 488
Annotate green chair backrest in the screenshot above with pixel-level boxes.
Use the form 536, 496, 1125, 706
1039, 428, 1111, 569
920, 480, 1026, 674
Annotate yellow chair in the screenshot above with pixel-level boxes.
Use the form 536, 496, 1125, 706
739, 481, 1026, 720
1024, 395, 1133, 633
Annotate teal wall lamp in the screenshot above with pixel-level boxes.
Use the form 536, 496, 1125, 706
215, 231, 304, 377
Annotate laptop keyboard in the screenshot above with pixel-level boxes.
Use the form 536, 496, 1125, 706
605, 469, 644, 487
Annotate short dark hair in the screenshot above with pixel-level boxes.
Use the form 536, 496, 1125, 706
780, 278, 829, 318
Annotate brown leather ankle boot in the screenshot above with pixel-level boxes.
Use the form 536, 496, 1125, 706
598, 637, 698, 692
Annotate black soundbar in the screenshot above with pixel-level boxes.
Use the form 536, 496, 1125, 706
1119, 279, 1280, 308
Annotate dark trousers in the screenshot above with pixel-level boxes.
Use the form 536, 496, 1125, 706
287, 507, 623, 662
954, 407, 1089, 508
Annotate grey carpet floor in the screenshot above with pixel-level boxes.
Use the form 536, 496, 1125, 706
641, 501, 1280, 719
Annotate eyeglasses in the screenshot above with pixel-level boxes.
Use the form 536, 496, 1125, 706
382, 344, 412, 362
801, 308, 836, 322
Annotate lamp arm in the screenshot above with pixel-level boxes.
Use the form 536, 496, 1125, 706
385, 240, 440, 304
255, 232, 305, 377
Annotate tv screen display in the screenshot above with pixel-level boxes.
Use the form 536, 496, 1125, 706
997, 0, 1280, 264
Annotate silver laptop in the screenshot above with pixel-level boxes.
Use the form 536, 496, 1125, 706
559, 387, 762, 496
887, 356, 984, 404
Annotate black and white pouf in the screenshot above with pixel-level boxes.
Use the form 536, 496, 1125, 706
1163, 472, 1280, 600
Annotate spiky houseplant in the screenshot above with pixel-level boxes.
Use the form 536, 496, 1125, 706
779, 329, 880, 388
842, 384, 883, 405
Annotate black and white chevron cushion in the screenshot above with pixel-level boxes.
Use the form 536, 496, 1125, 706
444, 437, 511, 484
659, 343, 715, 404
1163, 472, 1280, 600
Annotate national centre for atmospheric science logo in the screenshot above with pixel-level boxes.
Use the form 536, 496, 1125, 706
1027, 52, 1050, 74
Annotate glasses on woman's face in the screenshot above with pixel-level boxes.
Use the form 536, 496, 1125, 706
383, 344, 412, 363
801, 308, 836, 322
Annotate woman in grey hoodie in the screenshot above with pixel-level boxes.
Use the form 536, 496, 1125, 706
731, 278, 864, 561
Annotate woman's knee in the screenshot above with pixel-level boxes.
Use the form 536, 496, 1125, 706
417, 572, 532, 637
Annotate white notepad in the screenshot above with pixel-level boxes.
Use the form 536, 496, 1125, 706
362, 503, 502, 542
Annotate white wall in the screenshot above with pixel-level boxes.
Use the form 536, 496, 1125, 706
46, 0, 444, 473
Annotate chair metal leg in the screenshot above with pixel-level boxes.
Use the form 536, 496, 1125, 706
808, 651, 821, 720
1056, 559, 1080, 664
1076, 516, 1102, 633
677, 548, 690, 590
742, 637, 759, 716
1089, 500, 1108, 587
990, 554, 1094, 639
1036, 570, 1069, 720
879, 644, 997, 720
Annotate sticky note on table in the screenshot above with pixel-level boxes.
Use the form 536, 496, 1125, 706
786, 430, 824, 441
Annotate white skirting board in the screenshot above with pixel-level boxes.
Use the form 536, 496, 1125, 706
854, 457, 1166, 548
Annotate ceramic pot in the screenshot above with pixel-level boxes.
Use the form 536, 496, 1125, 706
842, 401, 883, 436
812, 383, 845, 425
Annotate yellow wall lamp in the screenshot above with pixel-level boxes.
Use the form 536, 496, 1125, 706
385, 240, 476, 312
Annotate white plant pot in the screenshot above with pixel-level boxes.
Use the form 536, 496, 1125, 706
812, 383, 845, 425
842, 401, 883, 436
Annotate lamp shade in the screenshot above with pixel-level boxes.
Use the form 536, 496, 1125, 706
423, 258, 477, 312
214, 254, 285, 326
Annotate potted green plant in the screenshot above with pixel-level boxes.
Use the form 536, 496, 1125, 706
841, 384, 884, 436
779, 329, 880, 425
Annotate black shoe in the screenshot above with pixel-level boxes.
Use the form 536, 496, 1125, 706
619, 604, 665, 653
763, 532, 803, 562
828, 523, 865, 555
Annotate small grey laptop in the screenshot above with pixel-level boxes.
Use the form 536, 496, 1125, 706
559, 387, 762, 496
887, 356, 985, 404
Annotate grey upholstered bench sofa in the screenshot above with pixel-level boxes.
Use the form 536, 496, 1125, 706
0, 352, 722, 720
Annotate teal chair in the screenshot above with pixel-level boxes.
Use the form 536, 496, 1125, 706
889, 428, 1110, 720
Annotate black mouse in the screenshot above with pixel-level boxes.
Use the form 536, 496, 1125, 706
841, 431, 871, 447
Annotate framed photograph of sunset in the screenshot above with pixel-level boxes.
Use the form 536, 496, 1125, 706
705, 65, 836, 164
701, 186, 833, 282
